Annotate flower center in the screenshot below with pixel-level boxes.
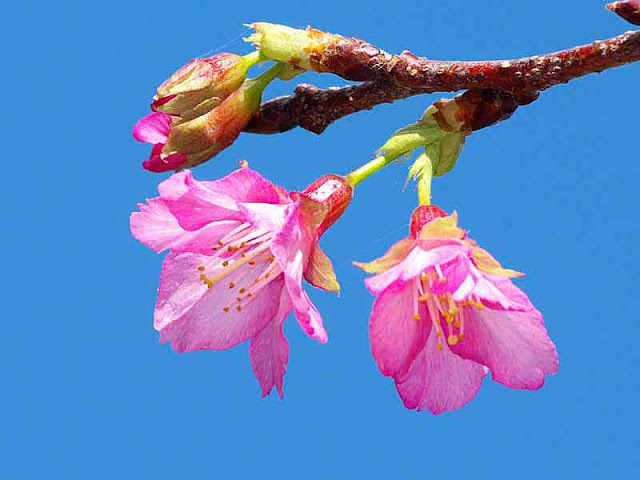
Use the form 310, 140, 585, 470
195, 222, 283, 312
414, 267, 484, 351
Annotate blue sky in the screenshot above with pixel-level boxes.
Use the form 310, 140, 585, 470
4, 0, 639, 478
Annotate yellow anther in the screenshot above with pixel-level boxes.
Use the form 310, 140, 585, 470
223, 307, 230, 312
247, 292, 253, 297
239, 288, 246, 294
211, 246, 218, 251
236, 305, 242, 312
476, 301, 484, 310
241, 253, 247, 258
439, 277, 446, 283
448, 335, 459, 346
229, 282, 235, 289
437, 341, 443, 351
197, 266, 206, 271
454, 320, 461, 328
435, 331, 442, 337
418, 293, 430, 302
227, 245, 234, 253
448, 307, 458, 316
248, 260, 256, 266
268, 255, 275, 262
255, 277, 261, 283
240, 242, 246, 248
236, 296, 242, 302
265, 273, 270, 278
222, 260, 229, 267
421, 272, 428, 281
413, 314, 421, 321
458, 332, 464, 340
199, 273, 206, 281
446, 315, 454, 324
218, 240, 224, 246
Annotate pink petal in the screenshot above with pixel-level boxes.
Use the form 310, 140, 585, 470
250, 289, 293, 398
450, 307, 559, 390
165, 169, 289, 231
369, 279, 429, 377
365, 242, 466, 295
142, 144, 187, 173
133, 112, 172, 144
157, 171, 191, 198
471, 271, 534, 312
155, 252, 285, 352
237, 202, 290, 233
130, 198, 187, 253
270, 202, 327, 343
395, 327, 488, 414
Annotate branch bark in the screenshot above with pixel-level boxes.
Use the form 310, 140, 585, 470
246, 28, 639, 134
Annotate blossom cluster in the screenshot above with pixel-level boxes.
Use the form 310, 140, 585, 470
131, 44, 558, 414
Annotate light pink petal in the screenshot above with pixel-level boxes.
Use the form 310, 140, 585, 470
450, 307, 559, 390
395, 327, 487, 414
130, 198, 186, 253
369, 279, 429, 377
164, 169, 289, 231
157, 170, 191, 198
133, 112, 172, 144
471, 270, 534, 312
203, 167, 289, 206
250, 289, 293, 398
237, 202, 290, 233
365, 242, 466, 295
270, 202, 327, 343
130, 196, 240, 254
155, 252, 285, 352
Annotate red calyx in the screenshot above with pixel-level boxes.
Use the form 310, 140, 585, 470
410, 205, 447, 238
302, 174, 354, 235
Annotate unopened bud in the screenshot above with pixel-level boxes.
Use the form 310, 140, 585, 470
302, 174, 353, 235
152, 52, 258, 120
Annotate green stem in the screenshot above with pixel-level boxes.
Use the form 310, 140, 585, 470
251, 62, 285, 90
346, 154, 398, 187
242, 50, 263, 68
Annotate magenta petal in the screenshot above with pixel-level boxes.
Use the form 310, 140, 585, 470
369, 279, 429, 377
395, 328, 487, 414
155, 252, 285, 352
451, 307, 559, 390
270, 202, 327, 343
133, 112, 172, 144
142, 147, 187, 173
250, 289, 293, 398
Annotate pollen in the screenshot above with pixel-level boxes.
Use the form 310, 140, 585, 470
268, 255, 275, 262
239, 288, 246, 294
227, 245, 234, 252
236, 305, 242, 312
229, 282, 236, 289
255, 277, 261, 283
199, 273, 206, 280
448, 334, 459, 346
248, 260, 256, 266
236, 296, 243, 302
211, 246, 218, 251
413, 313, 421, 321
218, 240, 224, 246
475, 301, 485, 310
247, 292, 253, 297
265, 273, 270, 278
223, 307, 230, 312
437, 341, 443, 351
222, 260, 229, 267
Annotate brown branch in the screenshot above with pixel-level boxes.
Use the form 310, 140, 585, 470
608, 1, 640, 25
246, 28, 639, 134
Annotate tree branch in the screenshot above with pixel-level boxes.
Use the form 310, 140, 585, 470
246, 27, 639, 134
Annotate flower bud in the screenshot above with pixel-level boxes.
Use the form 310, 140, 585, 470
302, 174, 353, 235
134, 64, 283, 172
152, 52, 258, 120
409, 205, 448, 238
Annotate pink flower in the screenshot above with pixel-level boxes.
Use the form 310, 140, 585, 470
130, 164, 353, 397
355, 205, 558, 414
